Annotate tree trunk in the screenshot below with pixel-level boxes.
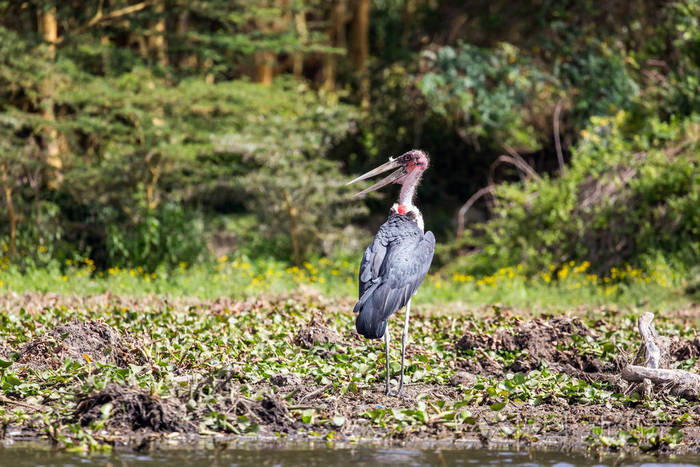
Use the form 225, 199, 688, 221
37, 5, 62, 188
349, 0, 370, 106
293, 10, 308, 77
176, 9, 197, 69
324, 0, 347, 91
0, 164, 17, 257
149, 0, 168, 67
402, 0, 415, 48
284, 192, 301, 265
101, 34, 112, 74
254, 52, 275, 85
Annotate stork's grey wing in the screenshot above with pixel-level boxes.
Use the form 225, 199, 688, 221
385, 231, 435, 293
357, 229, 388, 298
354, 221, 435, 339
372, 230, 435, 318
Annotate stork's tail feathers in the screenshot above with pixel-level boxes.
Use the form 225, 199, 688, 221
353, 283, 387, 339
355, 308, 387, 339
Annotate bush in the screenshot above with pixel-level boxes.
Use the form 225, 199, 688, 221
453, 111, 700, 276
106, 203, 205, 272
0, 28, 360, 268
417, 42, 555, 151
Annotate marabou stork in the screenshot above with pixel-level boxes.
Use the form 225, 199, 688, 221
347, 150, 435, 396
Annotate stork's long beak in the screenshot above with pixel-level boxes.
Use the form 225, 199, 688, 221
346, 158, 406, 198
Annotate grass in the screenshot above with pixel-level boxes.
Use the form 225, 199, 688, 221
0, 254, 692, 309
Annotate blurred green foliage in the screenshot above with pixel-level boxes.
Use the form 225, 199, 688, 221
452, 111, 700, 276
417, 43, 553, 151
0, 0, 698, 281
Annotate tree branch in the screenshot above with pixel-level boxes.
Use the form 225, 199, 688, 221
58, 1, 153, 43
553, 98, 566, 174
456, 185, 495, 239
621, 312, 700, 399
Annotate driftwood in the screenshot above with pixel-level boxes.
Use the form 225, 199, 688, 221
621, 312, 700, 399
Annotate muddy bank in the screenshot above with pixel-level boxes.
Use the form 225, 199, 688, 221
1, 293, 700, 454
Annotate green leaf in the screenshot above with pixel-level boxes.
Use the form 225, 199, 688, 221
490, 402, 506, 411
301, 409, 315, 425
3, 373, 21, 387
342, 381, 358, 395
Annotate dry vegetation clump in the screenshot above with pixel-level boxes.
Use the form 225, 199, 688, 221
456, 316, 622, 377
295, 312, 341, 348
16, 320, 146, 369
75, 384, 194, 433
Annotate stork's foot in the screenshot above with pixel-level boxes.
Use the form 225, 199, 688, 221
385, 387, 409, 398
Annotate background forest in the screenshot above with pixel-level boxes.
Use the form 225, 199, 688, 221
0, 0, 698, 298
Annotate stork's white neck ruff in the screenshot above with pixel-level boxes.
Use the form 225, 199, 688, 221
391, 203, 425, 232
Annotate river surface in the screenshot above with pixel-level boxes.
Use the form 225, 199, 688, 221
2, 442, 700, 467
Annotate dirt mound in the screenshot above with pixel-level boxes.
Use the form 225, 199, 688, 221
449, 371, 478, 387
513, 317, 596, 363
457, 317, 614, 376
75, 384, 193, 432
670, 335, 700, 361
236, 394, 297, 433
295, 314, 340, 348
270, 373, 302, 387
17, 320, 145, 369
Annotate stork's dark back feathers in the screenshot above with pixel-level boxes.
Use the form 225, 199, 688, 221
354, 213, 435, 339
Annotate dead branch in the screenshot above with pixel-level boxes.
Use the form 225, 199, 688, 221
622, 366, 700, 387
638, 312, 662, 368
621, 312, 699, 399
298, 383, 333, 403
456, 185, 495, 239
553, 98, 566, 173
0, 394, 45, 411
58, 1, 153, 43
456, 146, 540, 239
502, 145, 540, 180
488, 155, 539, 186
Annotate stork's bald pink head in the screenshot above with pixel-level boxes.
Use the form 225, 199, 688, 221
346, 150, 430, 198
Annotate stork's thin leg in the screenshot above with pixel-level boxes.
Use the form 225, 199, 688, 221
384, 327, 391, 396
398, 298, 411, 395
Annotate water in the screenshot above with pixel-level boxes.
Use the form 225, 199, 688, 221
1, 442, 699, 467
